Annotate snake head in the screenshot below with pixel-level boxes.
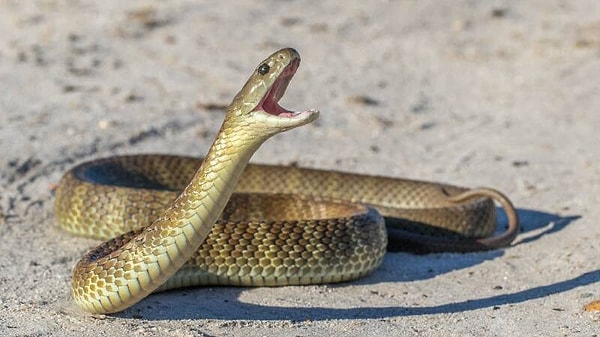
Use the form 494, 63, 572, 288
227, 48, 319, 135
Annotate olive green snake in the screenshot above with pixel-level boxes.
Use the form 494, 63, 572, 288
54, 48, 519, 314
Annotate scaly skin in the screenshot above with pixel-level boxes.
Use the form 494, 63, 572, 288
67, 48, 319, 314
57, 48, 519, 314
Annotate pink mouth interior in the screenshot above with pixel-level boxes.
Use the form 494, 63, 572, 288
256, 59, 301, 117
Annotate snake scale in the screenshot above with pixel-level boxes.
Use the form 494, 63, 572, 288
54, 48, 519, 314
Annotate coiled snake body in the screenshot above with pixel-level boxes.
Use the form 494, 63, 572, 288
54, 48, 519, 314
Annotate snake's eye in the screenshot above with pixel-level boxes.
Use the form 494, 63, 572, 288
257, 63, 270, 75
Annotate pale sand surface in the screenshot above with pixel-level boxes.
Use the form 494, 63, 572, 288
1, 1, 599, 336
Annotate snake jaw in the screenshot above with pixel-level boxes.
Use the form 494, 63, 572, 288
252, 50, 319, 128
230, 48, 318, 128
257, 58, 302, 117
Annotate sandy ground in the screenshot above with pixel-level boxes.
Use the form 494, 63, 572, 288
1, 1, 599, 336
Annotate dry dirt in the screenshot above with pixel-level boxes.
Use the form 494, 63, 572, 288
1, 1, 599, 336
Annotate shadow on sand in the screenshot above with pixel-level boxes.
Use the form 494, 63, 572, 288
114, 208, 585, 321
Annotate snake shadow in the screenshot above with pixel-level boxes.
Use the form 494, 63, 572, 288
115, 208, 582, 321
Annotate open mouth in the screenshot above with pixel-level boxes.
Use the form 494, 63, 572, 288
255, 58, 303, 118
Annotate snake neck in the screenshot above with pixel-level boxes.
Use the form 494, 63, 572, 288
72, 116, 268, 314
144, 118, 266, 262
167, 120, 265, 232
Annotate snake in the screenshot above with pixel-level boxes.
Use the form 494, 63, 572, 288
54, 48, 520, 314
